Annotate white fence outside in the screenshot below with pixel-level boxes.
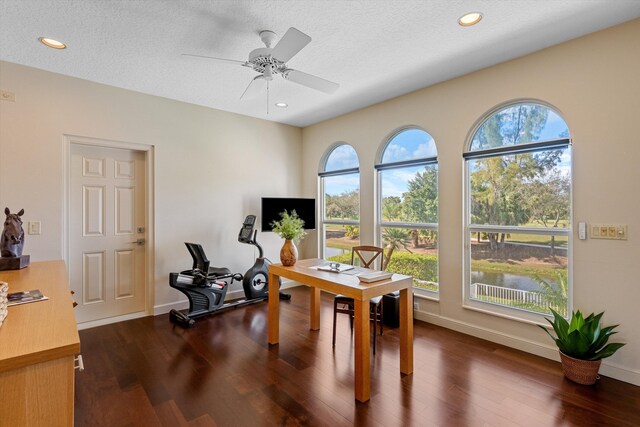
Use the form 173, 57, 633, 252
470, 282, 565, 315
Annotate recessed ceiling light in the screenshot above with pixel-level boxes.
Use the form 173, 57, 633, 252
458, 12, 483, 27
275, 102, 288, 108
38, 37, 66, 49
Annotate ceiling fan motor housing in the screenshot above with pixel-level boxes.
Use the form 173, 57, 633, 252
248, 47, 285, 77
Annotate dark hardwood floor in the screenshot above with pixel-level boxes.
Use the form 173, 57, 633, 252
75, 286, 640, 426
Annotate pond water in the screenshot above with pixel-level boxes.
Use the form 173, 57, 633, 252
325, 247, 348, 258
471, 271, 557, 292
327, 246, 557, 293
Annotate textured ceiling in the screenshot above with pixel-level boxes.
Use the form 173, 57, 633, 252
1, 1, 639, 127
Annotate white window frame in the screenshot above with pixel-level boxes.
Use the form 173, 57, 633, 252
463, 102, 573, 323
375, 128, 439, 298
318, 144, 360, 259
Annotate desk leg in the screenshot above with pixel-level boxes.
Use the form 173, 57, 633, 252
310, 287, 320, 330
354, 298, 370, 402
268, 272, 280, 345
399, 288, 414, 374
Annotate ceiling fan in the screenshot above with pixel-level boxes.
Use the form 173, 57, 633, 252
183, 27, 339, 111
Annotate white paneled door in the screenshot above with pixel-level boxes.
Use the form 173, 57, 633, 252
70, 144, 146, 323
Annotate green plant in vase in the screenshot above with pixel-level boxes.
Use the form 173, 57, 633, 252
539, 309, 625, 384
271, 210, 306, 266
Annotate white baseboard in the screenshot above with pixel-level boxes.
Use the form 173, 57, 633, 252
77, 311, 147, 330
153, 299, 189, 315
414, 310, 640, 386
153, 279, 299, 315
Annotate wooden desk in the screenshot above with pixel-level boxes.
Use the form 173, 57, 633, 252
268, 258, 413, 402
0, 261, 80, 426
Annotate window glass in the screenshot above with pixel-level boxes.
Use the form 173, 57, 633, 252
378, 128, 438, 294
320, 144, 360, 260
324, 173, 360, 221
324, 144, 359, 172
469, 103, 569, 151
466, 102, 571, 318
382, 129, 437, 163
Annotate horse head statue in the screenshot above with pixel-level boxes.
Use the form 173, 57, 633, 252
1, 207, 25, 258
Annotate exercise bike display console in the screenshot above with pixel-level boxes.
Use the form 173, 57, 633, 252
169, 215, 289, 328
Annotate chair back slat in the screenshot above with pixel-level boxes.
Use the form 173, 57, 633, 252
350, 245, 384, 269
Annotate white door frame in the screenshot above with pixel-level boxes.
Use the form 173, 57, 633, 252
63, 134, 155, 327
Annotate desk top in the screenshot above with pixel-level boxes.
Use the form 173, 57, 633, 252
269, 258, 412, 300
0, 260, 80, 373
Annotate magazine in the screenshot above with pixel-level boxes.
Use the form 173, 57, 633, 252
7, 289, 48, 306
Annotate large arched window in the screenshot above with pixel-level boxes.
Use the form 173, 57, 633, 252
376, 128, 438, 294
319, 144, 360, 260
464, 101, 571, 319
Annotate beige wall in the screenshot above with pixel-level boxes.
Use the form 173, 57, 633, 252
0, 61, 302, 312
302, 19, 640, 385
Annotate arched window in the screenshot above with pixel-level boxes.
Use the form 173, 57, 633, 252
464, 102, 571, 319
376, 128, 438, 294
319, 144, 360, 260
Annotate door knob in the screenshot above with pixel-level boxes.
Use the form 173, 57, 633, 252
131, 238, 146, 245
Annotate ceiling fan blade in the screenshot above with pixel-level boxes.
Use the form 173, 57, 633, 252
271, 27, 311, 63
240, 75, 266, 100
283, 70, 339, 94
182, 53, 247, 66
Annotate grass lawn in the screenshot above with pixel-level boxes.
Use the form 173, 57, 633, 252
471, 259, 564, 279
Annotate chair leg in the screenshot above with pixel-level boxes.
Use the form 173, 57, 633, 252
379, 302, 383, 335
332, 300, 337, 348
349, 305, 354, 331
372, 308, 376, 354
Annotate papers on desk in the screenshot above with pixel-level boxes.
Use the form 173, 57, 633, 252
316, 263, 355, 273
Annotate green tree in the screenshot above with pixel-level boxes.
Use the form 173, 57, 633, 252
381, 228, 412, 269
325, 189, 359, 220
402, 165, 438, 224
534, 270, 568, 317
524, 171, 570, 254
470, 105, 563, 249
381, 196, 403, 221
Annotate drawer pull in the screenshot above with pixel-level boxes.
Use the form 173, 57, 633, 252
74, 354, 84, 372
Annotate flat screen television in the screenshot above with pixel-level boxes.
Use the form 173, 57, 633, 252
261, 197, 316, 231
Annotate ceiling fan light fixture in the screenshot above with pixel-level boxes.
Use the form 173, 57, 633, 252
275, 102, 288, 108
458, 12, 483, 27
38, 37, 66, 49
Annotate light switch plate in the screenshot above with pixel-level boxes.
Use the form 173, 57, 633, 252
590, 224, 627, 240
0, 90, 16, 102
28, 221, 41, 235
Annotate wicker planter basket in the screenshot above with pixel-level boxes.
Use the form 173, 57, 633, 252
559, 351, 602, 385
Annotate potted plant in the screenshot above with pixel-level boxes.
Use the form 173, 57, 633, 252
270, 210, 306, 266
539, 309, 625, 384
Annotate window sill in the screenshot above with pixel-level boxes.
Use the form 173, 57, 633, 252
462, 300, 550, 328
414, 288, 439, 302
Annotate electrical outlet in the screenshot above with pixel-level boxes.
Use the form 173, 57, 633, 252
0, 90, 16, 102
413, 302, 419, 310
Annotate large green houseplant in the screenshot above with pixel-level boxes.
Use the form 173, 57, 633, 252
270, 210, 306, 266
539, 309, 625, 384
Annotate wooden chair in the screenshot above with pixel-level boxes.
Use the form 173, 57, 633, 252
332, 246, 385, 353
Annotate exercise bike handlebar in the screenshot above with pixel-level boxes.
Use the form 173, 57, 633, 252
252, 229, 265, 259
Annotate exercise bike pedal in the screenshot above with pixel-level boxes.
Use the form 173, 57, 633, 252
170, 309, 195, 328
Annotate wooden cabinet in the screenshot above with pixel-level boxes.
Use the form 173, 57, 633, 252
0, 261, 81, 426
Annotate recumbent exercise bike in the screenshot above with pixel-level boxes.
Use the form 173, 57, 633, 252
169, 215, 289, 327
